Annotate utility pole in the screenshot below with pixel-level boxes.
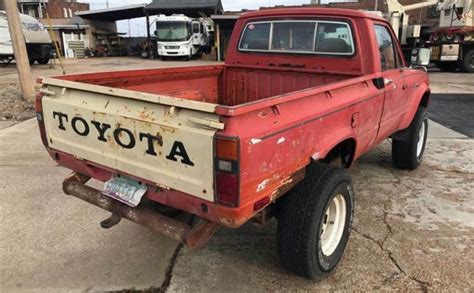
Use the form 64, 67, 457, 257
5, 0, 35, 102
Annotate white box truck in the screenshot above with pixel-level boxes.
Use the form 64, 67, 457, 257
0, 10, 53, 64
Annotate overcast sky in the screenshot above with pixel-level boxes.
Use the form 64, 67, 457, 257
83, 0, 313, 36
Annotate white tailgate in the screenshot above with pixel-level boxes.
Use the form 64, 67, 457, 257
41, 84, 221, 202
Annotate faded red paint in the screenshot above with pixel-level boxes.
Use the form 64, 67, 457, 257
37, 8, 430, 239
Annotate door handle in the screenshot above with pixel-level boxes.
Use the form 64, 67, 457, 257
384, 78, 393, 86
384, 78, 396, 89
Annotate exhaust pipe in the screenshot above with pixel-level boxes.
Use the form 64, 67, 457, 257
63, 172, 219, 249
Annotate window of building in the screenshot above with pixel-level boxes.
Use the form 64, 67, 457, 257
455, 7, 464, 19
68, 9, 73, 18
444, 9, 452, 18
63, 8, 68, 18
21, 4, 39, 18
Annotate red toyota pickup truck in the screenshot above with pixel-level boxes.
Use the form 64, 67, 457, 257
36, 8, 430, 279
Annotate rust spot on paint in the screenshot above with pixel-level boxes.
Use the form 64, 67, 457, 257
258, 111, 269, 118
155, 132, 163, 146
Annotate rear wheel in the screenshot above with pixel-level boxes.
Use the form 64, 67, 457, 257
277, 163, 354, 280
392, 107, 428, 170
28, 58, 36, 65
460, 49, 474, 73
37, 58, 49, 65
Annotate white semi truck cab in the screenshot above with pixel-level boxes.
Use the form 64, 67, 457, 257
154, 14, 214, 59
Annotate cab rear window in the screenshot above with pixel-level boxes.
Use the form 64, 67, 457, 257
239, 20, 355, 56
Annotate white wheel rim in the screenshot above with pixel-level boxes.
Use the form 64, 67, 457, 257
320, 193, 347, 256
416, 121, 426, 157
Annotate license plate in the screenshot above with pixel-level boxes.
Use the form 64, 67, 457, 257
102, 176, 148, 207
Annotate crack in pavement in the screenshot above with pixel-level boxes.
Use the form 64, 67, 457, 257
353, 171, 434, 291
352, 179, 433, 292
351, 227, 430, 292
158, 242, 184, 293
157, 215, 195, 292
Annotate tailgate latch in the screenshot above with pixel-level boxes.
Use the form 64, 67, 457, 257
188, 117, 224, 130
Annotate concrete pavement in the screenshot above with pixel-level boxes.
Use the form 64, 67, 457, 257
0, 117, 472, 292
0, 120, 178, 292
1, 64, 473, 291
168, 137, 474, 292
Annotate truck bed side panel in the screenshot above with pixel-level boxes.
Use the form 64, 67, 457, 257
222, 66, 355, 106
221, 76, 384, 210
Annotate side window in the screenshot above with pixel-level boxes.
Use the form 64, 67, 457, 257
374, 25, 399, 71
240, 23, 271, 50
193, 23, 200, 34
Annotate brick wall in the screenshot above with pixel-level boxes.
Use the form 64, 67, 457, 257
45, 0, 90, 19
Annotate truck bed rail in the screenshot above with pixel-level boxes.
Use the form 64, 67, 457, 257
42, 77, 218, 113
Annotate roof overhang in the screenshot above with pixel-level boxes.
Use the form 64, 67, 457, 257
211, 14, 240, 28
145, 0, 223, 17
49, 24, 90, 30
76, 4, 148, 22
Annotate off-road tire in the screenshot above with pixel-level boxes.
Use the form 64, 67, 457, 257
460, 49, 474, 73
277, 163, 354, 280
392, 107, 428, 170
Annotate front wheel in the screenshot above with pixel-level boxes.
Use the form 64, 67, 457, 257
460, 49, 474, 73
277, 163, 354, 280
392, 107, 428, 170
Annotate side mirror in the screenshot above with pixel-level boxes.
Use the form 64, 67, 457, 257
410, 48, 430, 66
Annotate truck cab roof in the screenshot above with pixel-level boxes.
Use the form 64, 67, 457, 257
238, 7, 387, 22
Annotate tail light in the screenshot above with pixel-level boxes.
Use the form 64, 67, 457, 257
35, 80, 48, 146
215, 136, 240, 207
